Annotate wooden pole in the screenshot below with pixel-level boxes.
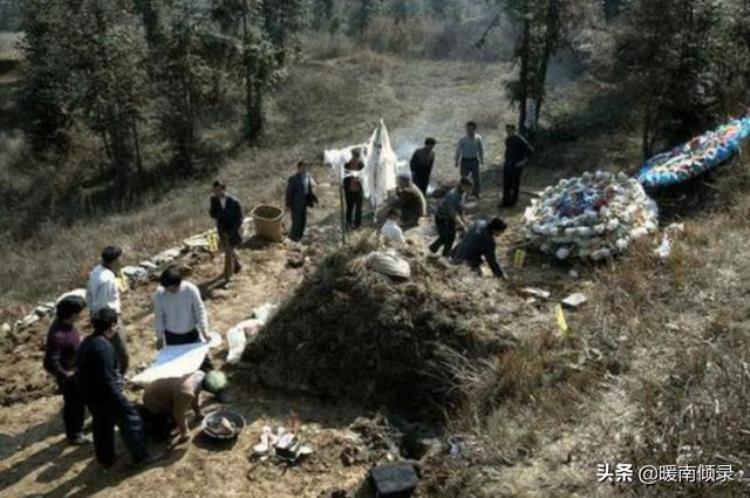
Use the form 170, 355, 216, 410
339, 184, 348, 245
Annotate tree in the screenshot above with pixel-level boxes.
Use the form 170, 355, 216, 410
211, 0, 297, 143
20, 0, 76, 152
155, 1, 215, 172
349, 0, 375, 37
21, 0, 148, 200
615, 0, 749, 157
311, 0, 335, 31
80, 1, 149, 196
262, 0, 308, 64
503, 0, 565, 133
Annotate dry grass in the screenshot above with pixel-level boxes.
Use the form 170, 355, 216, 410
0, 47, 513, 316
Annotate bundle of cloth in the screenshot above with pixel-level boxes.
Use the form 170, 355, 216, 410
638, 116, 750, 189
523, 171, 659, 261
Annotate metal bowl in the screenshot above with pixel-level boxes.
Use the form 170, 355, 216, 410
201, 410, 246, 441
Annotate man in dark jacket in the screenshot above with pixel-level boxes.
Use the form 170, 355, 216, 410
286, 161, 318, 242
77, 307, 153, 468
453, 218, 508, 279
210, 180, 244, 284
409, 138, 436, 195
44, 296, 89, 445
501, 124, 534, 208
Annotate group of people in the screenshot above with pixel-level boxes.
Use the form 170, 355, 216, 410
386, 121, 534, 279
44, 246, 228, 469
281, 121, 534, 278
40, 120, 533, 469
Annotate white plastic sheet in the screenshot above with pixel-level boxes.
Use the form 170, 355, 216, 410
131, 343, 209, 385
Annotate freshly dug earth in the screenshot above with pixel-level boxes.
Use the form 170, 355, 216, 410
245, 238, 526, 420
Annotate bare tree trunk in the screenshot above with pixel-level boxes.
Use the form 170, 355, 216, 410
242, 0, 263, 143
533, 0, 560, 129
518, 15, 531, 131
131, 117, 143, 177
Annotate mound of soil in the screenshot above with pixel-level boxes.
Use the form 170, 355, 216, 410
244, 241, 524, 420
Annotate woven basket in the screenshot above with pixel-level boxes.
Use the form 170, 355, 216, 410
252, 205, 284, 242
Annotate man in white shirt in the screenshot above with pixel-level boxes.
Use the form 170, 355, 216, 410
381, 208, 406, 247
153, 267, 213, 370
454, 121, 485, 198
86, 246, 129, 374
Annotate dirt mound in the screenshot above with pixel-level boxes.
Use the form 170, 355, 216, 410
244, 239, 525, 420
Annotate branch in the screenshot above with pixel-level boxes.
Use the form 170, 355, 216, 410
474, 13, 501, 50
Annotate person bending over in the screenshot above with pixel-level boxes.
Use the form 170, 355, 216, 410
453, 218, 509, 280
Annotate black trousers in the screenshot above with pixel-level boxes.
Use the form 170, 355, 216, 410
88, 397, 149, 466
460, 158, 481, 196
502, 162, 523, 207
289, 206, 307, 242
164, 329, 214, 371
429, 216, 457, 257
411, 168, 431, 196
345, 190, 364, 229
59, 377, 86, 441
136, 405, 175, 442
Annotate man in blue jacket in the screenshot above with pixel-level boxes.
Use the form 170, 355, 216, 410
76, 307, 155, 468
453, 218, 508, 279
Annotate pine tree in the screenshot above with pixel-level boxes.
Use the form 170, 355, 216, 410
21, 0, 148, 199
349, 0, 375, 37
615, 0, 749, 157
503, 0, 565, 133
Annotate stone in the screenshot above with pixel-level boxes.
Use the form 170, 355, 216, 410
121, 266, 149, 282
33, 304, 55, 317
521, 287, 551, 300
139, 261, 158, 272
15, 313, 39, 330
56, 289, 86, 304
562, 293, 588, 309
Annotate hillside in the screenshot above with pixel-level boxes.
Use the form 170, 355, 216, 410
3, 2, 750, 497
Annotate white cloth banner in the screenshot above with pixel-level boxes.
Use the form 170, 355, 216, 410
131, 343, 209, 386
324, 120, 398, 212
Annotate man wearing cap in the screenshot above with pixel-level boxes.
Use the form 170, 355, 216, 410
455, 121, 484, 198
409, 138, 437, 196
86, 246, 129, 374
210, 180, 244, 284
139, 370, 227, 442
453, 218, 509, 279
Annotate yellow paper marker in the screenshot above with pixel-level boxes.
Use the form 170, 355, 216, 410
116, 272, 127, 293
555, 304, 569, 337
514, 249, 526, 268
208, 233, 219, 253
